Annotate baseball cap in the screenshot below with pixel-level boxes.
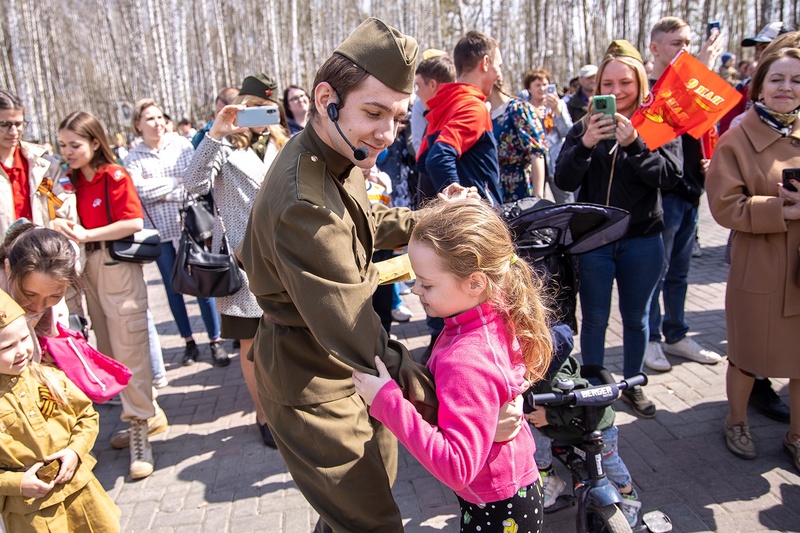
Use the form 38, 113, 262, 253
742, 21, 785, 46
579, 64, 598, 78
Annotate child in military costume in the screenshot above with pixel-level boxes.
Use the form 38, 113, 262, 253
0, 288, 120, 532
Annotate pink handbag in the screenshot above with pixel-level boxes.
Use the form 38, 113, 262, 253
39, 323, 132, 403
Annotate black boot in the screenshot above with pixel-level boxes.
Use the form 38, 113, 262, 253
749, 378, 790, 423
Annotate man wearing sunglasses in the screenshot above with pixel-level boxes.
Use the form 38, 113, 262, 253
0, 90, 77, 237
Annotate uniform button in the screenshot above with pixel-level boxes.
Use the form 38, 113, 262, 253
311, 155, 318, 162
19, 391, 25, 397
10, 377, 17, 383
29, 411, 36, 417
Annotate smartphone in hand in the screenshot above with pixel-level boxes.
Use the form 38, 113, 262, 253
545, 84, 557, 96
707, 21, 721, 38
237, 106, 280, 128
783, 168, 800, 192
592, 95, 617, 139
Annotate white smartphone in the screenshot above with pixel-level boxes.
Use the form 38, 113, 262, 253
545, 84, 557, 96
237, 106, 280, 127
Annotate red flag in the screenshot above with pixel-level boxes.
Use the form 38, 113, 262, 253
631, 50, 742, 151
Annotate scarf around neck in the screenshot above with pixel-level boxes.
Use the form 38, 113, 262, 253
754, 100, 800, 136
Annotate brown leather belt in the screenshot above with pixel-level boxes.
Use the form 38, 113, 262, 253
84, 242, 106, 252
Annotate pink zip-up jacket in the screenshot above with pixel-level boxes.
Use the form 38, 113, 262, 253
370, 302, 538, 504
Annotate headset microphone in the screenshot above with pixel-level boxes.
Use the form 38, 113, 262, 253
327, 103, 369, 161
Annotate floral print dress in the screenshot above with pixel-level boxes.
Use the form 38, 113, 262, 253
491, 98, 547, 201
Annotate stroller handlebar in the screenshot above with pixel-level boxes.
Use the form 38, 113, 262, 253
530, 372, 648, 408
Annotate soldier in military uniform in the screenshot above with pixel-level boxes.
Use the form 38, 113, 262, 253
237, 18, 438, 532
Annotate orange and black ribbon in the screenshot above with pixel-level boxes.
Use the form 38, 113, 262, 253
38, 385, 56, 419
37, 178, 64, 221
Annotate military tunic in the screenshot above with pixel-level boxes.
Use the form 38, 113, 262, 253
0, 368, 120, 532
237, 124, 436, 532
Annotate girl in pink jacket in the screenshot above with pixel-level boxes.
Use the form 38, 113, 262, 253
354, 199, 552, 533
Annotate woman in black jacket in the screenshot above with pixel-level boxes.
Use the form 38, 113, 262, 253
555, 40, 683, 419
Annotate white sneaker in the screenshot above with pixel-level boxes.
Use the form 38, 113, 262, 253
391, 305, 413, 322
540, 467, 566, 508
664, 337, 722, 364
619, 488, 642, 527
644, 341, 671, 372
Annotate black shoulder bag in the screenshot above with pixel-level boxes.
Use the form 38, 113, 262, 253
105, 180, 161, 264
170, 202, 243, 298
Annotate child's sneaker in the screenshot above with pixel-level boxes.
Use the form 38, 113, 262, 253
619, 487, 642, 527
540, 466, 566, 508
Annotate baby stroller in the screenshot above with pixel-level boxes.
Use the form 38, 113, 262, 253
499, 197, 629, 331
501, 199, 672, 533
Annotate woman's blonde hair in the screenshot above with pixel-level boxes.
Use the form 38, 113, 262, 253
228, 94, 289, 151
411, 199, 553, 381
582, 54, 648, 125
130, 99, 162, 136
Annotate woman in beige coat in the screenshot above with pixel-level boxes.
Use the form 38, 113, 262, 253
707, 46, 800, 472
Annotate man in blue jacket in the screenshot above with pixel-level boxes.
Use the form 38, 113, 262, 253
417, 30, 503, 206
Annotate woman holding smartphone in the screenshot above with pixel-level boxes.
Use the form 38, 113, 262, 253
184, 73, 288, 446
555, 40, 683, 419
524, 69, 574, 203
706, 46, 800, 471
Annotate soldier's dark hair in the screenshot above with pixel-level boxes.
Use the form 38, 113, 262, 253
308, 53, 370, 121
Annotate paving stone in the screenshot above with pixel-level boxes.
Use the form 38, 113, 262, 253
96, 202, 800, 532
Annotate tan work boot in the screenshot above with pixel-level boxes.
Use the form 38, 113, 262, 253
111, 407, 168, 449
129, 419, 154, 479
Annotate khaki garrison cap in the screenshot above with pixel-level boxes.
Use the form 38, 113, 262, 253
334, 17, 419, 94
605, 39, 644, 64
0, 288, 24, 328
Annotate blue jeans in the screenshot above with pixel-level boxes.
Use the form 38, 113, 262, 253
649, 195, 697, 344
154, 241, 221, 340
532, 425, 632, 490
577, 235, 663, 378
147, 310, 166, 380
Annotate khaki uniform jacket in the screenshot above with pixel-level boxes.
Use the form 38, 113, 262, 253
237, 125, 437, 422
0, 367, 99, 515
0, 142, 77, 236
706, 108, 800, 376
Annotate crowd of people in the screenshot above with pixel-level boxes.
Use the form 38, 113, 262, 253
0, 12, 798, 533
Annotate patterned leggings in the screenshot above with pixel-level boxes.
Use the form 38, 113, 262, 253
456, 481, 544, 533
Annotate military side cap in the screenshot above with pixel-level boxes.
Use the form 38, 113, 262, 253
0, 288, 25, 328
334, 17, 418, 94
422, 48, 447, 60
240, 73, 279, 103
605, 39, 643, 64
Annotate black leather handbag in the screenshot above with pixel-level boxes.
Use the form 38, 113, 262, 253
108, 229, 161, 263
170, 214, 243, 298
181, 193, 215, 243
105, 181, 161, 264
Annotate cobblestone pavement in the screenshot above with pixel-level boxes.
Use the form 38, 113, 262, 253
93, 201, 800, 532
